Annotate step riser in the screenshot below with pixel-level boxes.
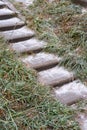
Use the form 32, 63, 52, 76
0, 14, 15, 20
22, 61, 58, 72
10, 44, 44, 54
0, 17, 25, 31
0, 5, 5, 9
26, 48, 43, 54
0, 24, 24, 31
17, 48, 43, 54
53, 78, 75, 87
6, 35, 34, 43
35, 62, 58, 71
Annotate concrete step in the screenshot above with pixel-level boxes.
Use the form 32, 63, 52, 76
10, 38, 47, 53
77, 113, 87, 130
0, 26, 35, 43
0, 17, 25, 31
54, 80, 87, 105
0, 1, 5, 8
38, 66, 74, 86
21, 52, 61, 71
0, 7, 15, 20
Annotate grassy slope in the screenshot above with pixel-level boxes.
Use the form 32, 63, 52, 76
16, 0, 87, 84
0, 37, 80, 129
0, 0, 87, 129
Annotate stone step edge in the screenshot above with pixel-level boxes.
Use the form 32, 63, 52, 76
2, 0, 25, 21
9, 38, 47, 53
0, 18, 25, 31
53, 80, 87, 105
37, 66, 75, 87
20, 52, 62, 71
0, 26, 35, 43
0, 7, 16, 20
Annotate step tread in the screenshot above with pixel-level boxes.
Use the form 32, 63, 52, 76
0, 17, 25, 30
0, 7, 15, 16
54, 80, 87, 105
21, 52, 61, 70
38, 66, 74, 86
10, 38, 47, 53
0, 26, 35, 42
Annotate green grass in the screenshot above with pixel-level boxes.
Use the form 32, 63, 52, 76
14, 0, 87, 84
0, 36, 80, 129
0, 0, 87, 129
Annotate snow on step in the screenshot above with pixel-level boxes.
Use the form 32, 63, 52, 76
54, 80, 87, 105
10, 38, 47, 53
0, 17, 25, 31
0, 26, 35, 42
21, 52, 61, 71
38, 66, 74, 86
0, 7, 15, 19
77, 113, 87, 130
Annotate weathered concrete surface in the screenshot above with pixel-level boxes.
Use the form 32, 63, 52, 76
0, 17, 25, 31
10, 38, 47, 53
21, 52, 61, 71
77, 113, 87, 130
54, 80, 87, 105
38, 66, 74, 86
13, 0, 35, 6
0, 26, 35, 42
0, 7, 15, 19
2, 0, 25, 21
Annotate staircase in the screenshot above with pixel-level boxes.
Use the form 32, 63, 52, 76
0, 0, 87, 129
